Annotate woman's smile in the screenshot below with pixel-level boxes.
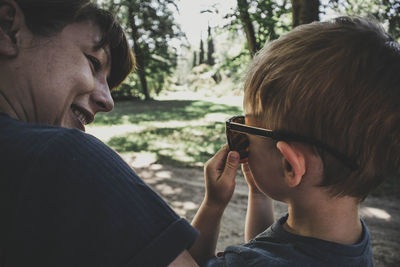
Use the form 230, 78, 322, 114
70, 104, 94, 131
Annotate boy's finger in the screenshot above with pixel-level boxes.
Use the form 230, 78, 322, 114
220, 151, 240, 181
207, 144, 229, 169
241, 162, 253, 178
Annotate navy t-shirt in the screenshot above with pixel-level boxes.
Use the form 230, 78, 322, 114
206, 215, 373, 267
0, 113, 198, 267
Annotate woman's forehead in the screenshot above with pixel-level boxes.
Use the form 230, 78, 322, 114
72, 20, 102, 44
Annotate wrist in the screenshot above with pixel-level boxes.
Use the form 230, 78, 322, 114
248, 188, 265, 197
248, 190, 272, 201
202, 197, 227, 216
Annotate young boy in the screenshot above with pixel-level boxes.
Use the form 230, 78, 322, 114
188, 16, 400, 266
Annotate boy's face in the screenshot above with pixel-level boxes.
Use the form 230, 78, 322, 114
245, 115, 289, 201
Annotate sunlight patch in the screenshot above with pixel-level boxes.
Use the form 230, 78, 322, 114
156, 170, 172, 179
360, 206, 391, 221
150, 164, 163, 170
86, 124, 145, 142
155, 183, 182, 195
171, 201, 199, 217
131, 152, 157, 168
205, 113, 231, 122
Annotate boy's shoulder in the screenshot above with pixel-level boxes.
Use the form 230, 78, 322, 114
205, 215, 373, 267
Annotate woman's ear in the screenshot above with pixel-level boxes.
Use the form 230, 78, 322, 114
0, 0, 24, 57
276, 141, 306, 188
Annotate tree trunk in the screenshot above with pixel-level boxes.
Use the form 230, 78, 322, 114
237, 0, 259, 56
291, 0, 320, 28
128, 4, 151, 100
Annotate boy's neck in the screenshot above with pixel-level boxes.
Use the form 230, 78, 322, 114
283, 195, 362, 245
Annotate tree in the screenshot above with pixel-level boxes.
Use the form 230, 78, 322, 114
97, 0, 184, 100
237, 0, 259, 56
225, 0, 291, 57
199, 39, 205, 64
383, 0, 400, 39
192, 51, 198, 68
327, 0, 400, 40
127, 3, 150, 100
291, 0, 320, 27
207, 25, 215, 66
252, 0, 292, 44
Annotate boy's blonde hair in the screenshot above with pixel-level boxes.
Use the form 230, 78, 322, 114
244, 17, 400, 200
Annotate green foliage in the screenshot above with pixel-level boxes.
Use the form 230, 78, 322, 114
218, 0, 292, 83
327, 0, 400, 40
218, 48, 251, 83
93, 100, 242, 125
108, 124, 226, 167
91, 100, 243, 167
251, 0, 292, 44
111, 73, 141, 100
225, 0, 292, 48
97, 0, 184, 99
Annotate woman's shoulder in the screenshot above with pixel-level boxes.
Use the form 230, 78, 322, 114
0, 114, 118, 168
0, 114, 145, 199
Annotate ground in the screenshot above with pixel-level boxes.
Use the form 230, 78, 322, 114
126, 156, 399, 266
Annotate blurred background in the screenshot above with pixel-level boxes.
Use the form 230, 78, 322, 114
93, 0, 400, 101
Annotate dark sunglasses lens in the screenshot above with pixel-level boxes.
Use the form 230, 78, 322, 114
227, 117, 249, 160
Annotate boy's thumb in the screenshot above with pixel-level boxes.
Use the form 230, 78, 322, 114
222, 151, 240, 178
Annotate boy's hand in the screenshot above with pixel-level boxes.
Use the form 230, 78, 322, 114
204, 145, 240, 209
190, 146, 240, 265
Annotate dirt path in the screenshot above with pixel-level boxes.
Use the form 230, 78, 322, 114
129, 159, 399, 266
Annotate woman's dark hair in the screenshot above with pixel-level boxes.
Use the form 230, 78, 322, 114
15, 0, 134, 89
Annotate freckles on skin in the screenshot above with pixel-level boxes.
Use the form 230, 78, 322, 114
40, 45, 92, 126
25, 21, 104, 128
3, 20, 109, 130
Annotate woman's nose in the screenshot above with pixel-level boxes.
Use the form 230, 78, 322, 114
91, 82, 114, 113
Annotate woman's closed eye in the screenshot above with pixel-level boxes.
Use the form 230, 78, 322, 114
85, 54, 101, 72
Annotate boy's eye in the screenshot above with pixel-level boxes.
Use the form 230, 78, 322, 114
85, 54, 101, 72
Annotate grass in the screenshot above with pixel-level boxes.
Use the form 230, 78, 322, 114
93, 99, 242, 126
90, 99, 243, 167
90, 98, 399, 198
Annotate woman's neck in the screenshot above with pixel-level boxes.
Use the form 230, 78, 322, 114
0, 89, 28, 121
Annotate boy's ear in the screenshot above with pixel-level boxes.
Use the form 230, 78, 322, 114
0, 0, 24, 57
276, 141, 306, 187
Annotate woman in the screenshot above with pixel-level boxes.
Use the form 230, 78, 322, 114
0, 0, 198, 266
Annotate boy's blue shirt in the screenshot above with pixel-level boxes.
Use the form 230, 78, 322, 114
205, 214, 373, 267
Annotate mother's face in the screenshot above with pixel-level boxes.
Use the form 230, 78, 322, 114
15, 20, 114, 131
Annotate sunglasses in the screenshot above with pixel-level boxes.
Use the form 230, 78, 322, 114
225, 115, 358, 170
